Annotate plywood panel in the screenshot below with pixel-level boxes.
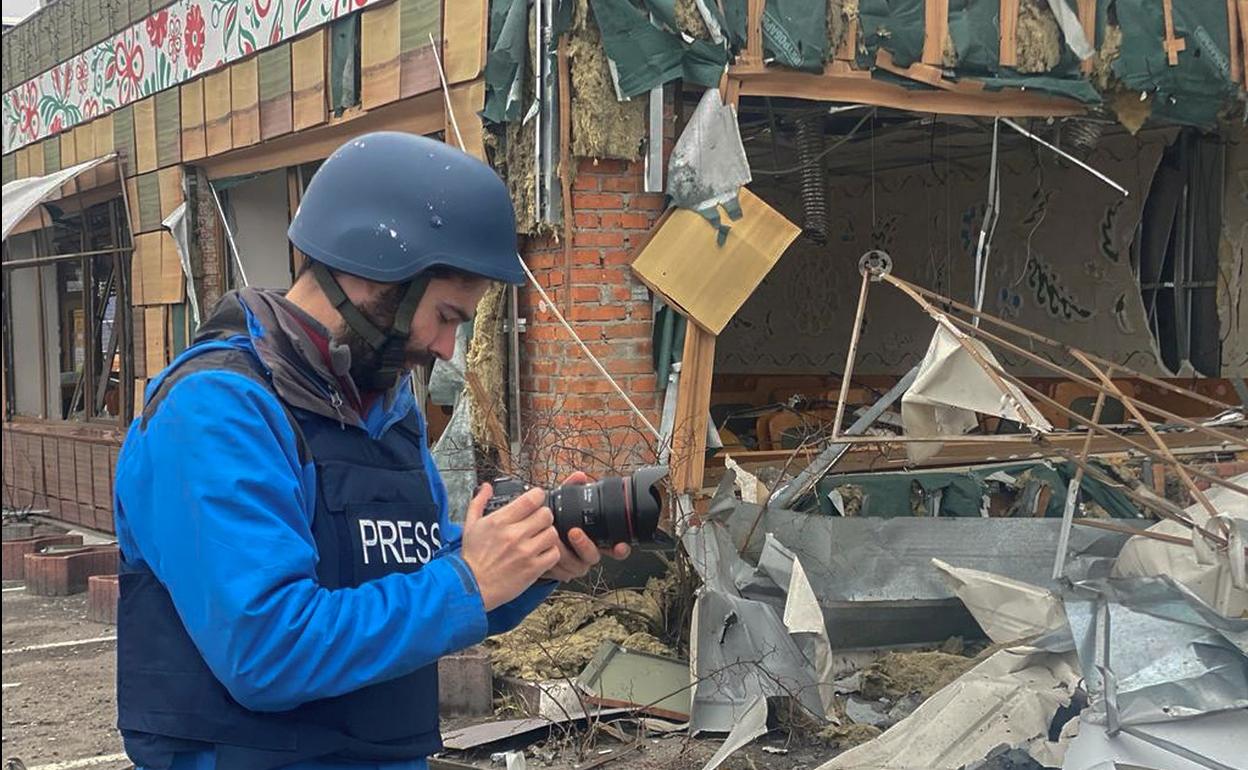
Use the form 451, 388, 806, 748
155, 87, 182, 168
113, 105, 137, 177
443, 0, 487, 83
144, 306, 168, 373
27, 141, 45, 177
400, 0, 440, 97
135, 172, 162, 233
15, 148, 30, 180
181, 79, 207, 161
447, 81, 485, 161
157, 166, 184, 219
361, 1, 401, 109
94, 114, 118, 186
258, 44, 294, 140
160, 232, 186, 304
231, 57, 261, 148
922, 0, 949, 66
292, 30, 327, 130
74, 125, 96, 189
131, 232, 163, 306
631, 189, 801, 335
124, 176, 142, 244
204, 69, 233, 156
42, 137, 62, 173
133, 97, 158, 174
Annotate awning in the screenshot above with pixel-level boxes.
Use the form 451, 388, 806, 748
1, 155, 116, 241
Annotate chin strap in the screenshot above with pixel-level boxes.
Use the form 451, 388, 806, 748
311, 262, 431, 384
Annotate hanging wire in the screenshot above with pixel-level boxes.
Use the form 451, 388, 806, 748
751, 112, 874, 176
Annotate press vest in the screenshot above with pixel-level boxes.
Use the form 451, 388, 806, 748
117, 344, 443, 770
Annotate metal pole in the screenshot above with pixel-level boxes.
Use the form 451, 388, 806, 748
207, 182, 250, 288
1052, 388, 1106, 581
831, 270, 872, 439
1, 247, 134, 270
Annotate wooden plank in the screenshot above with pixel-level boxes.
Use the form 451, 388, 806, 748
135, 172, 162, 233
447, 80, 485, 161
134, 379, 148, 414
133, 97, 158, 174
291, 30, 328, 131
258, 44, 294, 140
204, 69, 234, 156
1240, 0, 1248, 87
670, 327, 715, 496
145, 305, 169, 375
75, 441, 94, 512
1079, 0, 1097, 74
1227, 0, 1243, 86
132, 232, 163, 306
443, 0, 487, 83
113, 105, 137, 178
93, 114, 118, 186
1000, 0, 1019, 68
159, 232, 186, 304
155, 87, 182, 168
362, 1, 402, 108
131, 309, 147, 378
181, 79, 208, 161
836, 15, 859, 61
922, 0, 949, 66
231, 57, 261, 148
631, 189, 800, 335
125, 176, 142, 249
42, 138, 62, 173
400, 0, 440, 97
157, 166, 184, 220
287, 168, 309, 274
74, 125, 96, 189
1162, 0, 1186, 65
59, 134, 78, 195
741, 0, 764, 70
28, 140, 45, 177
91, 442, 112, 511
15, 148, 30, 180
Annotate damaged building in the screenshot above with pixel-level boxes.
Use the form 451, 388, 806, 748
2, 0, 1247, 769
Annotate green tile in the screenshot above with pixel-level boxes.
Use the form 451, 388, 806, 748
43, 138, 62, 173
258, 44, 293, 102
113, 104, 136, 176
155, 88, 181, 168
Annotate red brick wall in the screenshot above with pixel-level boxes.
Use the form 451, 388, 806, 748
518, 158, 664, 484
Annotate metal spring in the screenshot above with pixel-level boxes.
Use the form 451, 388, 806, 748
1065, 117, 1104, 157
795, 114, 829, 243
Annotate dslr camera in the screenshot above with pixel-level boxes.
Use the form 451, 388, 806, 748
482, 466, 669, 548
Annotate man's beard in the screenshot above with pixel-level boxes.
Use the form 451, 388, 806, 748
333, 284, 434, 391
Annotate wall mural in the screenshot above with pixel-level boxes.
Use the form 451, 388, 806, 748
718, 131, 1174, 377
3, 0, 383, 155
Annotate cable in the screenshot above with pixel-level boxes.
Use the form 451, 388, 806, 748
750, 112, 874, 176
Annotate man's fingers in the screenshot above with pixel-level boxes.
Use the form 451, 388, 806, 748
566, 528, 602, 566
492, 487, 547, 523
609, 543, 632, 560
561, 471, 592, 486
465, 483, 493, 525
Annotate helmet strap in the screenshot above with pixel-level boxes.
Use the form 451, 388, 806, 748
311, 262, 431, 391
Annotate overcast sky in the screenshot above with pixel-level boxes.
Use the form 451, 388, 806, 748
2, 0, 40, 23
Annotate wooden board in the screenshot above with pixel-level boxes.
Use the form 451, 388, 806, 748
135, 172, 162, 233
292, 30, 328, 131
1000, 0, 1020, 68
1079, 0, 1097, 74
157, 166, 184, 220
631, 189, 800, 335
93, 114, 117, 186
124, 176, 142, 244
132, 232, 163, 306
204, 69, 234, 156
231, 57, 262, 148
447, 80, 486, 160
671, 327, 716, 495
42, 137, 62, 174
259, 44, 294, 140
144, 306, 168, 374
113, 105, 137, 177
74, 125, 96, 189
1227, 0, 1243, 85
400, 0, 440, 97
361, 1, 402, 108
131, 309, 147, 378
28, 140, 46, 177
155, 87, 182, 168
133, 96, 158, 174
160, 231, 186, 304
181, 78, 208, 161
15, 148, 30, 180
443, 0, 487, 83
922, 0, 949, 66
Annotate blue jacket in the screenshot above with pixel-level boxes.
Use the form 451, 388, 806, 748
114, 289, 555, 770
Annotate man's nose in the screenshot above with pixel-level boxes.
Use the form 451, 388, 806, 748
431, 327, 457, 361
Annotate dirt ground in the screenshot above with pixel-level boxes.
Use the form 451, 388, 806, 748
2, 582, 128, 770
2, 581, 843, 770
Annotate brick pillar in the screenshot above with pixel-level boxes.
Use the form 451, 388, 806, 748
518, 159, 663, 485
188, 168, 225, 314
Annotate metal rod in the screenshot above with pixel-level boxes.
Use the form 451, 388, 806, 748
429, 33, 465, 149
1053, 387, 1106, 580
972, 118, 1000, 325
1072, 517, 1197, 549
831, 270, 872, 438
207, 182, 250, 288
1001, 117, 1130, 196
1, 247, 134, 270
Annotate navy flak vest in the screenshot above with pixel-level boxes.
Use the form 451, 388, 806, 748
118, 348, 444, 770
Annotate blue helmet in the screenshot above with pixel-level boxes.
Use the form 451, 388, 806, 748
288, 131, 525, 285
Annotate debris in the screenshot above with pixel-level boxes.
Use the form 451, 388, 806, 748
504, 750, 526, 770
568, 0, 647, 159
901, 325, 1053, 463
675, 0, 712, 39
698, 695, 768, 770
577, 640, 691, 720
1015, 0, 1062, 74
816, 722, 882, 750
1061, 708, 1248, 770
962, 744, 1048, 770
1042, 0, 1094, 60
631, 188, 800, 335
860, 651, 979, 701
826, 0, 848, 58
465, 283, 509, 448
1089, 24, 1123, 91
833, 671, 862, 695
443, 717, 560, 751
844, 696, 892, 728
667, 88, 752, 241
932, 559, 1068, 645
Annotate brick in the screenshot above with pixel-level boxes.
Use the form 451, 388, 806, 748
87, 574, 120, 625
572, 174, 600, 192
601, 175, 642, 193
573, 212, 600, 229
437, 646, 493, 716
24, 545, 119, 596
570, 305, 627, 322
583, 158, 631, 175
2, 534, 84, 581
576, 193, 625, 210
628, 193, 666, 210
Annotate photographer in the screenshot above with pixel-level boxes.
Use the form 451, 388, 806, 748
112, 132, 629, 770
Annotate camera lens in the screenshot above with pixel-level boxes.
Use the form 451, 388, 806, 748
549, 466, 668, 547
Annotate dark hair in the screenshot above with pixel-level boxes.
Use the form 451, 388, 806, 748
295, 259, 482, 285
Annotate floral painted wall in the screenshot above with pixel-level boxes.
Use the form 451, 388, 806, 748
3, 0, 384, 155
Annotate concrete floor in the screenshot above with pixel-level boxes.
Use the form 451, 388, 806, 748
2, 581, 129, 770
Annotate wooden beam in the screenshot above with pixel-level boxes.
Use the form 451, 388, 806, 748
361, 0, 402, 109
741, 0, 765, 71
1240, 0, 1248, 86
1227, 0, 1243, 86
1162, 0, 1186, 65
1000, 0, 1019, 68
443, 0, 487, 83
202, 90, 443, 180
731, 66, 1086, 117
1079, 0, 1097, 74
836, 15, 859, 61
922, 0, 949, 66
670, 326, 716, 495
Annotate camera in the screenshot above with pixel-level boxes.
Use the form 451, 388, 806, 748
482, 466, 670, 548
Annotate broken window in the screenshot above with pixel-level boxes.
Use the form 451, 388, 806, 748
2, 198, 133, 422
1134, 130, 1223, 376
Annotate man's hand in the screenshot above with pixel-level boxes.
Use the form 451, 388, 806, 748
460, 485, 560, 612
543, 472, 632, 583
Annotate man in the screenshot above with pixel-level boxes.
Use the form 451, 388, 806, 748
113, 132, 629, 770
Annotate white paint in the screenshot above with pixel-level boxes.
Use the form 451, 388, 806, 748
2, 681, 21, 689
225, 170, 295, 290
26, 753, 129, 770
3, 585, 26, 593
2, 635, 116, 655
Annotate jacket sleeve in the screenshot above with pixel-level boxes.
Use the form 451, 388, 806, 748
116, 370, 489, 713
423, 439, 556, 637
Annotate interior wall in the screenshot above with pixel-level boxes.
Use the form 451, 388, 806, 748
7, 234, 61, 417
226, 170, 293, 290
719, 129, 1173, 377
1219, 133, 1247, 376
